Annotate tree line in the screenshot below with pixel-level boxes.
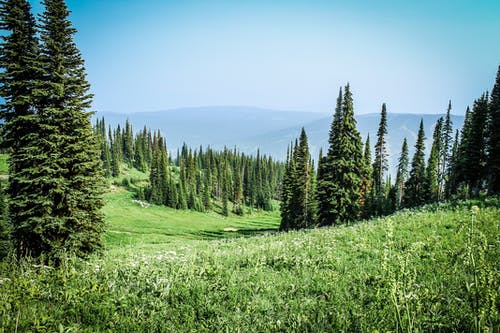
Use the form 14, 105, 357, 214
281, 68, 500, 230
0, 0, 498, 261
94, 119, 284, 215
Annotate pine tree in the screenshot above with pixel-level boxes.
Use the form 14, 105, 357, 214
487, 65, 500, 194
317, 84, 365, 225
361, 135, 372, 217
395, 138, 409, 208
371, 103, 389, 216
452, 107, 472, 196
456, 95, 489, 196
95, 118, 111, 177
280, 129, 315, 230
404, 120, 427, 207
0, 0, 40, 257
441, 101, 453, 197
123, 119, 134, 165
11, 0, 105, 259
317, 88, 342, 225
111, 127, 122, 177
280, 144, 294, 230
446, 130, 460, 196
372, 103, 388, 195
425, 118, 443, 202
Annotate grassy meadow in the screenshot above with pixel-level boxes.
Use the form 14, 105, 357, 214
0, 187, 498, 331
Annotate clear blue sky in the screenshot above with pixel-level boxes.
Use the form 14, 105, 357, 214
30, 0, 500, 115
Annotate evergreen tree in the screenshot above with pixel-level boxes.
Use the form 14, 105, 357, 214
0, 0, 40, 257
371, 103, 389, 216
123, 119, 134, 165
452, 106, 472, 196
404, 120, 427, 208
361, 135, 372, 217
487, 65, 500, 194
446, 129, 460, 197
457, 95, 489, 196
395, 138, 409, 208
317, 88, 342, 225
425, 118, 443, 202
10, 0, 105, 259
441, 101, 453, 197
111, 127, 122, 177
280, 144, 294, 230
95, 118, 111, 177
280, 129, 315, 230
317, 84, 365, 225
372, 103, 388, 195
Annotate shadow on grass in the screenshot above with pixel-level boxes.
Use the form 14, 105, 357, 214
194, 227, 278, 240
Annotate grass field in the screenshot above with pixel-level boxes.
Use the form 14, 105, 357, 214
103, 187, 281, 247
1, 195, 498, 332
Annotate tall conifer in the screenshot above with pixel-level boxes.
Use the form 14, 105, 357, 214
0, 0, 40, 257
487, 66, 500, 194
9, 0, 105, 259
404, 120, 426, 207
317, 84, 365, 225
395, 138, 409, 208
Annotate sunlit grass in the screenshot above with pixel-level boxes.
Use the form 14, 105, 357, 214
1, 198, 498, 332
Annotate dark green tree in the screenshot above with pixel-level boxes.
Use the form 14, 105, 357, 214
361, 135, 372, 217
11, 0, 105, 259
370, 103, 389, 216
456, 95, 489, 196
446, 129, 460, 196
441, 101, 453, 197
404, 120, 427, 207
372, 103, 388, 195
317, 84, 365, 225
394, 138, 409, 209
425, 118, 443, 202
280, 128, 315, 230
487, 65, 500, 194
0, 0, 39, 257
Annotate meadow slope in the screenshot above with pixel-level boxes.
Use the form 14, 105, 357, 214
0, 197, 498, 332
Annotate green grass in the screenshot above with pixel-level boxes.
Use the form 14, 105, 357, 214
103, 187, 280, 247
1, 198, 498, 332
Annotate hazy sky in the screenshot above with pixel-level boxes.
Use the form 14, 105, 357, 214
30, 0, 500, 115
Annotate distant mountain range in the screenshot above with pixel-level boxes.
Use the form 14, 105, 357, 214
96, 106, 464, 176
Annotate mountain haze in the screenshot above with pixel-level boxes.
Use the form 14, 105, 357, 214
96, 107, 464, 175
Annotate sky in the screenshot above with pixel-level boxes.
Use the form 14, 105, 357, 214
29, 0, 500, 115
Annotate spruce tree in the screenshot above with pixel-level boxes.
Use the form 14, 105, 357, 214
457, 95, 489, 196
8, 0, 106, 259
361, 135, 372, 217
487, 65, 500, 194
280, 144, 294, 230
371, 103, 389, 216
372, 103, 388, 195
446, 130, 460, 197
317, 84, 365, 225
280, 129, 315, 230
441, 101, 453, 197
425, 118, 443, 202
0, 0, 40, 257
395, 138, 409, 208
452, 107, 472, 196
404, 120, 427, 207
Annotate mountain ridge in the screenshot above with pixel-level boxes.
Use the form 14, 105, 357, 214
95, 106, 464, 175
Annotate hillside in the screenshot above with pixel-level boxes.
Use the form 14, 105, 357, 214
97, 107, 464, 174
1, 196, 498, 332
